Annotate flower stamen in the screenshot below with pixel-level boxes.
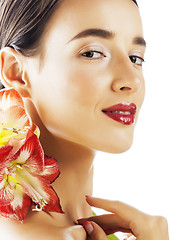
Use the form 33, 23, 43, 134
2, 127, 28, 135
32, 198, 47, 212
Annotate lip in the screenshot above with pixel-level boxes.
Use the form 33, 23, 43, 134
102, 103, 137, 125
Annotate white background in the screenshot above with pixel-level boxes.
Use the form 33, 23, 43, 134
93, 1, 176, 239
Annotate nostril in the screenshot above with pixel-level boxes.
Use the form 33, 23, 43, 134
120, 87, 132, 91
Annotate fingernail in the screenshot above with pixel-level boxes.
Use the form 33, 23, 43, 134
85, 195, 91, 198
85, 195, 95, 198
82, 221, 94, 235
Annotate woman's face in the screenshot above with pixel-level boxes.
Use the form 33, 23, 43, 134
25, 0, 146, 153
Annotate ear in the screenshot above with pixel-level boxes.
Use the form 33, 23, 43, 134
0, 47, 31, 98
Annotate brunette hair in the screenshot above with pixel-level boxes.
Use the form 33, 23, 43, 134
0, 0, 63, 57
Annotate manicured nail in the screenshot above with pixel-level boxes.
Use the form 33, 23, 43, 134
82, 221, 94, 235
85, 195, 92, 198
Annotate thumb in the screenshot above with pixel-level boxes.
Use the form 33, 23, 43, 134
82, 221, 108, 240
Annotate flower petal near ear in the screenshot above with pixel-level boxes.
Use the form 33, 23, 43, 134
0, 88, 24, 110
0, 107, 32, 147
0, 88, 40, 147
2, 106, 31, 129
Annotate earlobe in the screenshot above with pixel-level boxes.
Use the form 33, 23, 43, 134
0, 47, 31, 98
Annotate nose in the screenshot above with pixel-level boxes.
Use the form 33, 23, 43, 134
111, 56, 141, 93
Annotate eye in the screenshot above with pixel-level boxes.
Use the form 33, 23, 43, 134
81, 51, 105, 59
129, 55, 145, 66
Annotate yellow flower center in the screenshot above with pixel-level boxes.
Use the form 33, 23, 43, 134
0, 126, 28, 147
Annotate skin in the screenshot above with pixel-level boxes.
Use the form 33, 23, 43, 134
0, 0, 168, 239
78, 196, 169, 240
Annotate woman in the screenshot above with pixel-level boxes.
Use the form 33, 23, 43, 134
0, 0, 169, 239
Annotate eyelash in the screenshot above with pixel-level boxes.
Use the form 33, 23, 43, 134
81, 50, 145, 66
81, 50, 105, 60
129, 55, 145, 66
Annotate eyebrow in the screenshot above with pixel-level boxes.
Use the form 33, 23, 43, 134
133, 37, 146, 47
68, 28, 115, 42
68, 28, 146, 47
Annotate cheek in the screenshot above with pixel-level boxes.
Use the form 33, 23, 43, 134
30, 63, 104, 134
65, 68, 102, 105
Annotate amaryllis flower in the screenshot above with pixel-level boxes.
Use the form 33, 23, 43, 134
0, 130, 63, 222
0, 88, 39, 147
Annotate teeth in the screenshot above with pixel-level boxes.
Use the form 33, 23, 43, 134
111, 111, 131, 115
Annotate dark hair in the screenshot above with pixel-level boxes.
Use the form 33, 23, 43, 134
0, 0, 63, 57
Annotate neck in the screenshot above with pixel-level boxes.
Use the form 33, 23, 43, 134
42, 133, 96, 223
25, 99, 96, 225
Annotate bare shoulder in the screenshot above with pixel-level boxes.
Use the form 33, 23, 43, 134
0, 213, 87, 240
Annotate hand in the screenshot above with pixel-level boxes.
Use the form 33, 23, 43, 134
77, 196, 169, 240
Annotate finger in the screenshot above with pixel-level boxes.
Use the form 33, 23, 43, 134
86, 196, 144, 222
82, 221, 108, 240
78, 214, 132, 234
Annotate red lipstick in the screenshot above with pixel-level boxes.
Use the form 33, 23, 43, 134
102, 103, 137, 125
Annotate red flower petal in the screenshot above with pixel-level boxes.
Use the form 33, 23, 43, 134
0, 194, 31, 223
41, 156, 60, 183
0, 186, 14, 206
2, 106, 31, 129
0, 145, 13, 168
0, 88, 24, 110
31, 122, 40, 138
0, 145, 13, 172
13, 130, 44, 174
20, 171, 64, 214
0, 146, 14, 206
37, 177, 64, 213
43, 187, 64, 213
7, 137, 25, 157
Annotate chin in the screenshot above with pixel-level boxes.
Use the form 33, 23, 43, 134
103, 127, 135, 153
105, 142, 133, 154
94, 135, 134, 154
108, 142, 133, 154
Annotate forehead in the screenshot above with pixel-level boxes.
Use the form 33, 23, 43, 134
45, 0, 143, 44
